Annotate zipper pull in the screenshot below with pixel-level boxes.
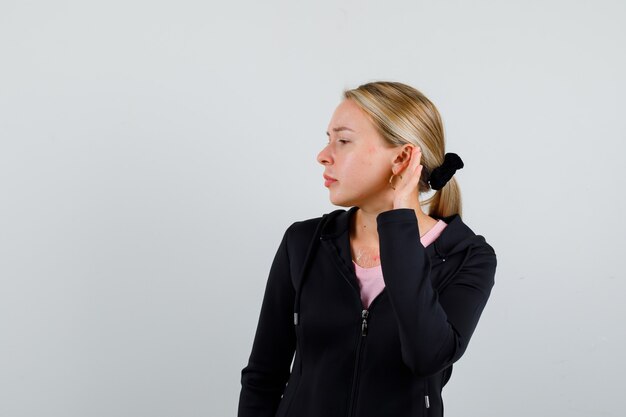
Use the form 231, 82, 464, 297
361, 309, 369, 336
424, 395, 430, 408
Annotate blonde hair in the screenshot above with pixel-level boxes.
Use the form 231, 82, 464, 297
343, 81, 462, 219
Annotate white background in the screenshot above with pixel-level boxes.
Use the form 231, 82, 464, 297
1, 1, 625, 416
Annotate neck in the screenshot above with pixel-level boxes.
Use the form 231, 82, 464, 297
351, 205, 435, 244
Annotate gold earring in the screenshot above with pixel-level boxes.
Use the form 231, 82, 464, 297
388, 173, 403, 190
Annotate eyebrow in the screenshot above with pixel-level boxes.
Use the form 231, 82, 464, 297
326, 126, 355, 136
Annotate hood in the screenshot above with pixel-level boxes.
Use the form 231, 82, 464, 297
320, 206, 487, 258
293, 206, 491, 328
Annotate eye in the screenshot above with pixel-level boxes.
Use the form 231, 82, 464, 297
326, 138, 350, 145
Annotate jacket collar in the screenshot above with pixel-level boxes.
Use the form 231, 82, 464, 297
319, 206, 481, 260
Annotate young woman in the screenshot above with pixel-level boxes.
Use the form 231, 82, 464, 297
237, 81, 498, 417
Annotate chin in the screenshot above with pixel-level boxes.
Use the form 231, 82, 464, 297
329, 193, 357, 208
328, 193, 346, 206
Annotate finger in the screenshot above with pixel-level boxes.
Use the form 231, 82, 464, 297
411, 147, 422, 169
412, 164, 423, 184
401, 147, 422, 179
412, 146, 421, 160
405, 157, 422, 184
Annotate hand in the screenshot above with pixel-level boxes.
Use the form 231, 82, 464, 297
392, 147, 424, 212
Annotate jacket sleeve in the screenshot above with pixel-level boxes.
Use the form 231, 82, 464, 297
237, 225, 296, 417
376, 208, 497, 377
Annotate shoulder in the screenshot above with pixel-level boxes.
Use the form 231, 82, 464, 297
285, 209, 339, 241
286, 216, 323, 241
278, 210, 343, 268
288, 208, 344, 233
439, 216, 498, 293
438, 213, 497, 264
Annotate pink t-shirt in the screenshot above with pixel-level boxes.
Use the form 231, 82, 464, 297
352, 219, 448, 309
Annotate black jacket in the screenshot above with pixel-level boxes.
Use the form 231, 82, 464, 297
238, 206, 497, 417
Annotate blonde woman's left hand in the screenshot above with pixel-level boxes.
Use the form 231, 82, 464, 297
392, 147, 424, 212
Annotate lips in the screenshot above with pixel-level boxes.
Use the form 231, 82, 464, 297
323, 174, 337, 188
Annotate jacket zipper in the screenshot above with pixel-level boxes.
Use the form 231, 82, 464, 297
323, 242, 372, 417
320, 237, 441, 415
361, 309, 369, 336
347, 308, 368, 417
320, 240, 391, 417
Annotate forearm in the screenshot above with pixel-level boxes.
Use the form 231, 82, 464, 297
238, 227, 297, 416
376, 208, 495, 377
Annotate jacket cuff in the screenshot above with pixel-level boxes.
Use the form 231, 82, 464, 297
376, 208, 418, 225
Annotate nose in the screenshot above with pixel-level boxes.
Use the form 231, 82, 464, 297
317, 144, 333, 166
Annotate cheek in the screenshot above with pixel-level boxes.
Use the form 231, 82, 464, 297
343, 155, 386, 186
343, 154, 371, 172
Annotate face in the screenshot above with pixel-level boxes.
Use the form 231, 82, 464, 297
317, 99, 407, 209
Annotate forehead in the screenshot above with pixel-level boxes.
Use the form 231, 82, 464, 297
327, 99, 376, 132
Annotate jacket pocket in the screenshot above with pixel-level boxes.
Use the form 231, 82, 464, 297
274, 374, 301, 417
424, 377, 431, 414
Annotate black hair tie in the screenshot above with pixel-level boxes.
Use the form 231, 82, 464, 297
428, 152, 464, 190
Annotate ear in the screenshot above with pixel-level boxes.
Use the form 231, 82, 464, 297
390, 145, 414, 175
